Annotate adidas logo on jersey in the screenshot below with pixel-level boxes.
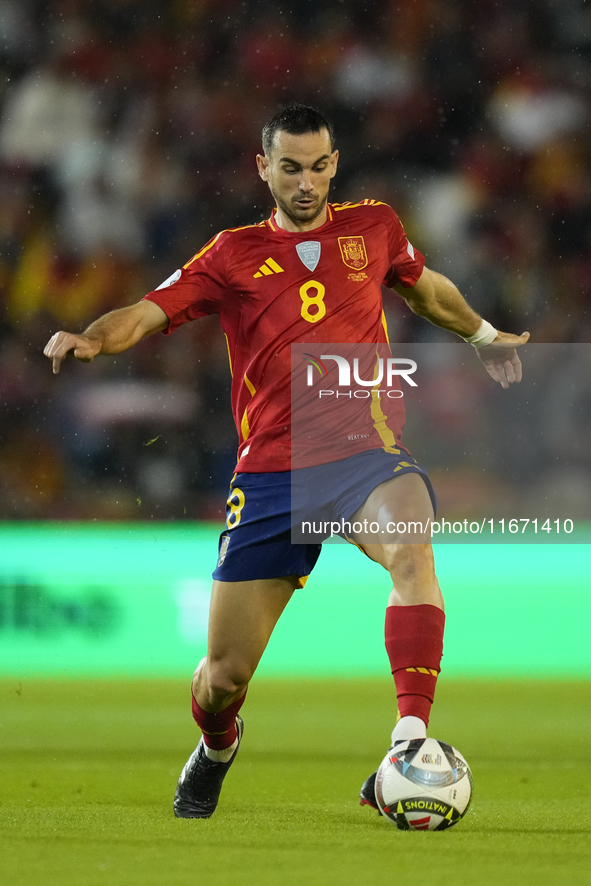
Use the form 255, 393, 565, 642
253, 258, 284, 277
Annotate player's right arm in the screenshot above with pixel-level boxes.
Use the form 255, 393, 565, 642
43, 299, 169, 374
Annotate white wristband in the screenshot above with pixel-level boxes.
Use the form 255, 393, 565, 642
464, 320, 497, 348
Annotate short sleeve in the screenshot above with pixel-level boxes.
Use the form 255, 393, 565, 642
381, 205, 425, 289
143, 231, 232, 334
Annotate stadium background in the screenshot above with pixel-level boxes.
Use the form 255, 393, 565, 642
1, 0, 591, 525
1, 4, 590, 884
0, 0, 589, 678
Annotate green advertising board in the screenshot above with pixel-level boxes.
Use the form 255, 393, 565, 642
0, 523, 589, 678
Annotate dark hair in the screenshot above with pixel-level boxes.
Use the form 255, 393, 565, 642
262, 104, 335, 156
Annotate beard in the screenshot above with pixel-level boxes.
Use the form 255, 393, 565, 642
272, 188, 329, 227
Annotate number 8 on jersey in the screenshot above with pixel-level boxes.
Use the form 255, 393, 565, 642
299, 281, 326, 323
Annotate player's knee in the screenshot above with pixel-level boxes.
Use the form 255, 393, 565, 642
384, 543, 434, 581
203, 659, 251, 702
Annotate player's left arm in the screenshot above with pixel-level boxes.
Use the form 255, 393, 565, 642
395, 266, 530, 389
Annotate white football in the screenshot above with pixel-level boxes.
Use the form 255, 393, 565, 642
375, 737, 473, 831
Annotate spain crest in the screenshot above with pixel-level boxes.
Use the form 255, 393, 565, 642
338, 236, 368, 270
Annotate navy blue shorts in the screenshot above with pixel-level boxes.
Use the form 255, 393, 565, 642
212, 448, 435, 584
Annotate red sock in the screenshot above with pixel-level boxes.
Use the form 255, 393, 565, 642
384, 604, 445, 727
191, 692, 247, 750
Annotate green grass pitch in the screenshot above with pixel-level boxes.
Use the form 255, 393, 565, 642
1, 678, 590, 886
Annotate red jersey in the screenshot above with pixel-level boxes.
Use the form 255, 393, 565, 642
143, 200, 425, 472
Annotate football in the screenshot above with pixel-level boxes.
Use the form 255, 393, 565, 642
375, 737, 473, 831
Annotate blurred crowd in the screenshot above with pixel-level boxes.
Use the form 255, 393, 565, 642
1, 0, 590, 520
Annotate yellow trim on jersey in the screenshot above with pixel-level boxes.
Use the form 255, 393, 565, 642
332, 200, 387, 211
240, 407, 250, 442
240, 373, 257, 441
183, 222, 265, 269
183, 231, 224, 268
369, 352, 400, 454
370, 389, 400, 454
224, 333, 233, 376
381, 309, 389, 340
244, 373, 256, 397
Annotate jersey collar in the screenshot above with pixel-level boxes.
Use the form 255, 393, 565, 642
265, 203, 334, 236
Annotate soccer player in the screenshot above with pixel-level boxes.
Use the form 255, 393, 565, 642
44, 104, 528, 819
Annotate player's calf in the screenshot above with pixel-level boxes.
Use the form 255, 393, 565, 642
385, 602, 445, 727
192, 655, 251, 711
191, 690, 247, 754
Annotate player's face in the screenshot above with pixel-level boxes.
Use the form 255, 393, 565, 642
256, 129, 338, 232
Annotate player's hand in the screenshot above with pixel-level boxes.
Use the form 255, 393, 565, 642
43, 331, 101, 374
476, 331, 530, 389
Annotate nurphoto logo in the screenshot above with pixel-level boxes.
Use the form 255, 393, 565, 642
302, 353, 417, 399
